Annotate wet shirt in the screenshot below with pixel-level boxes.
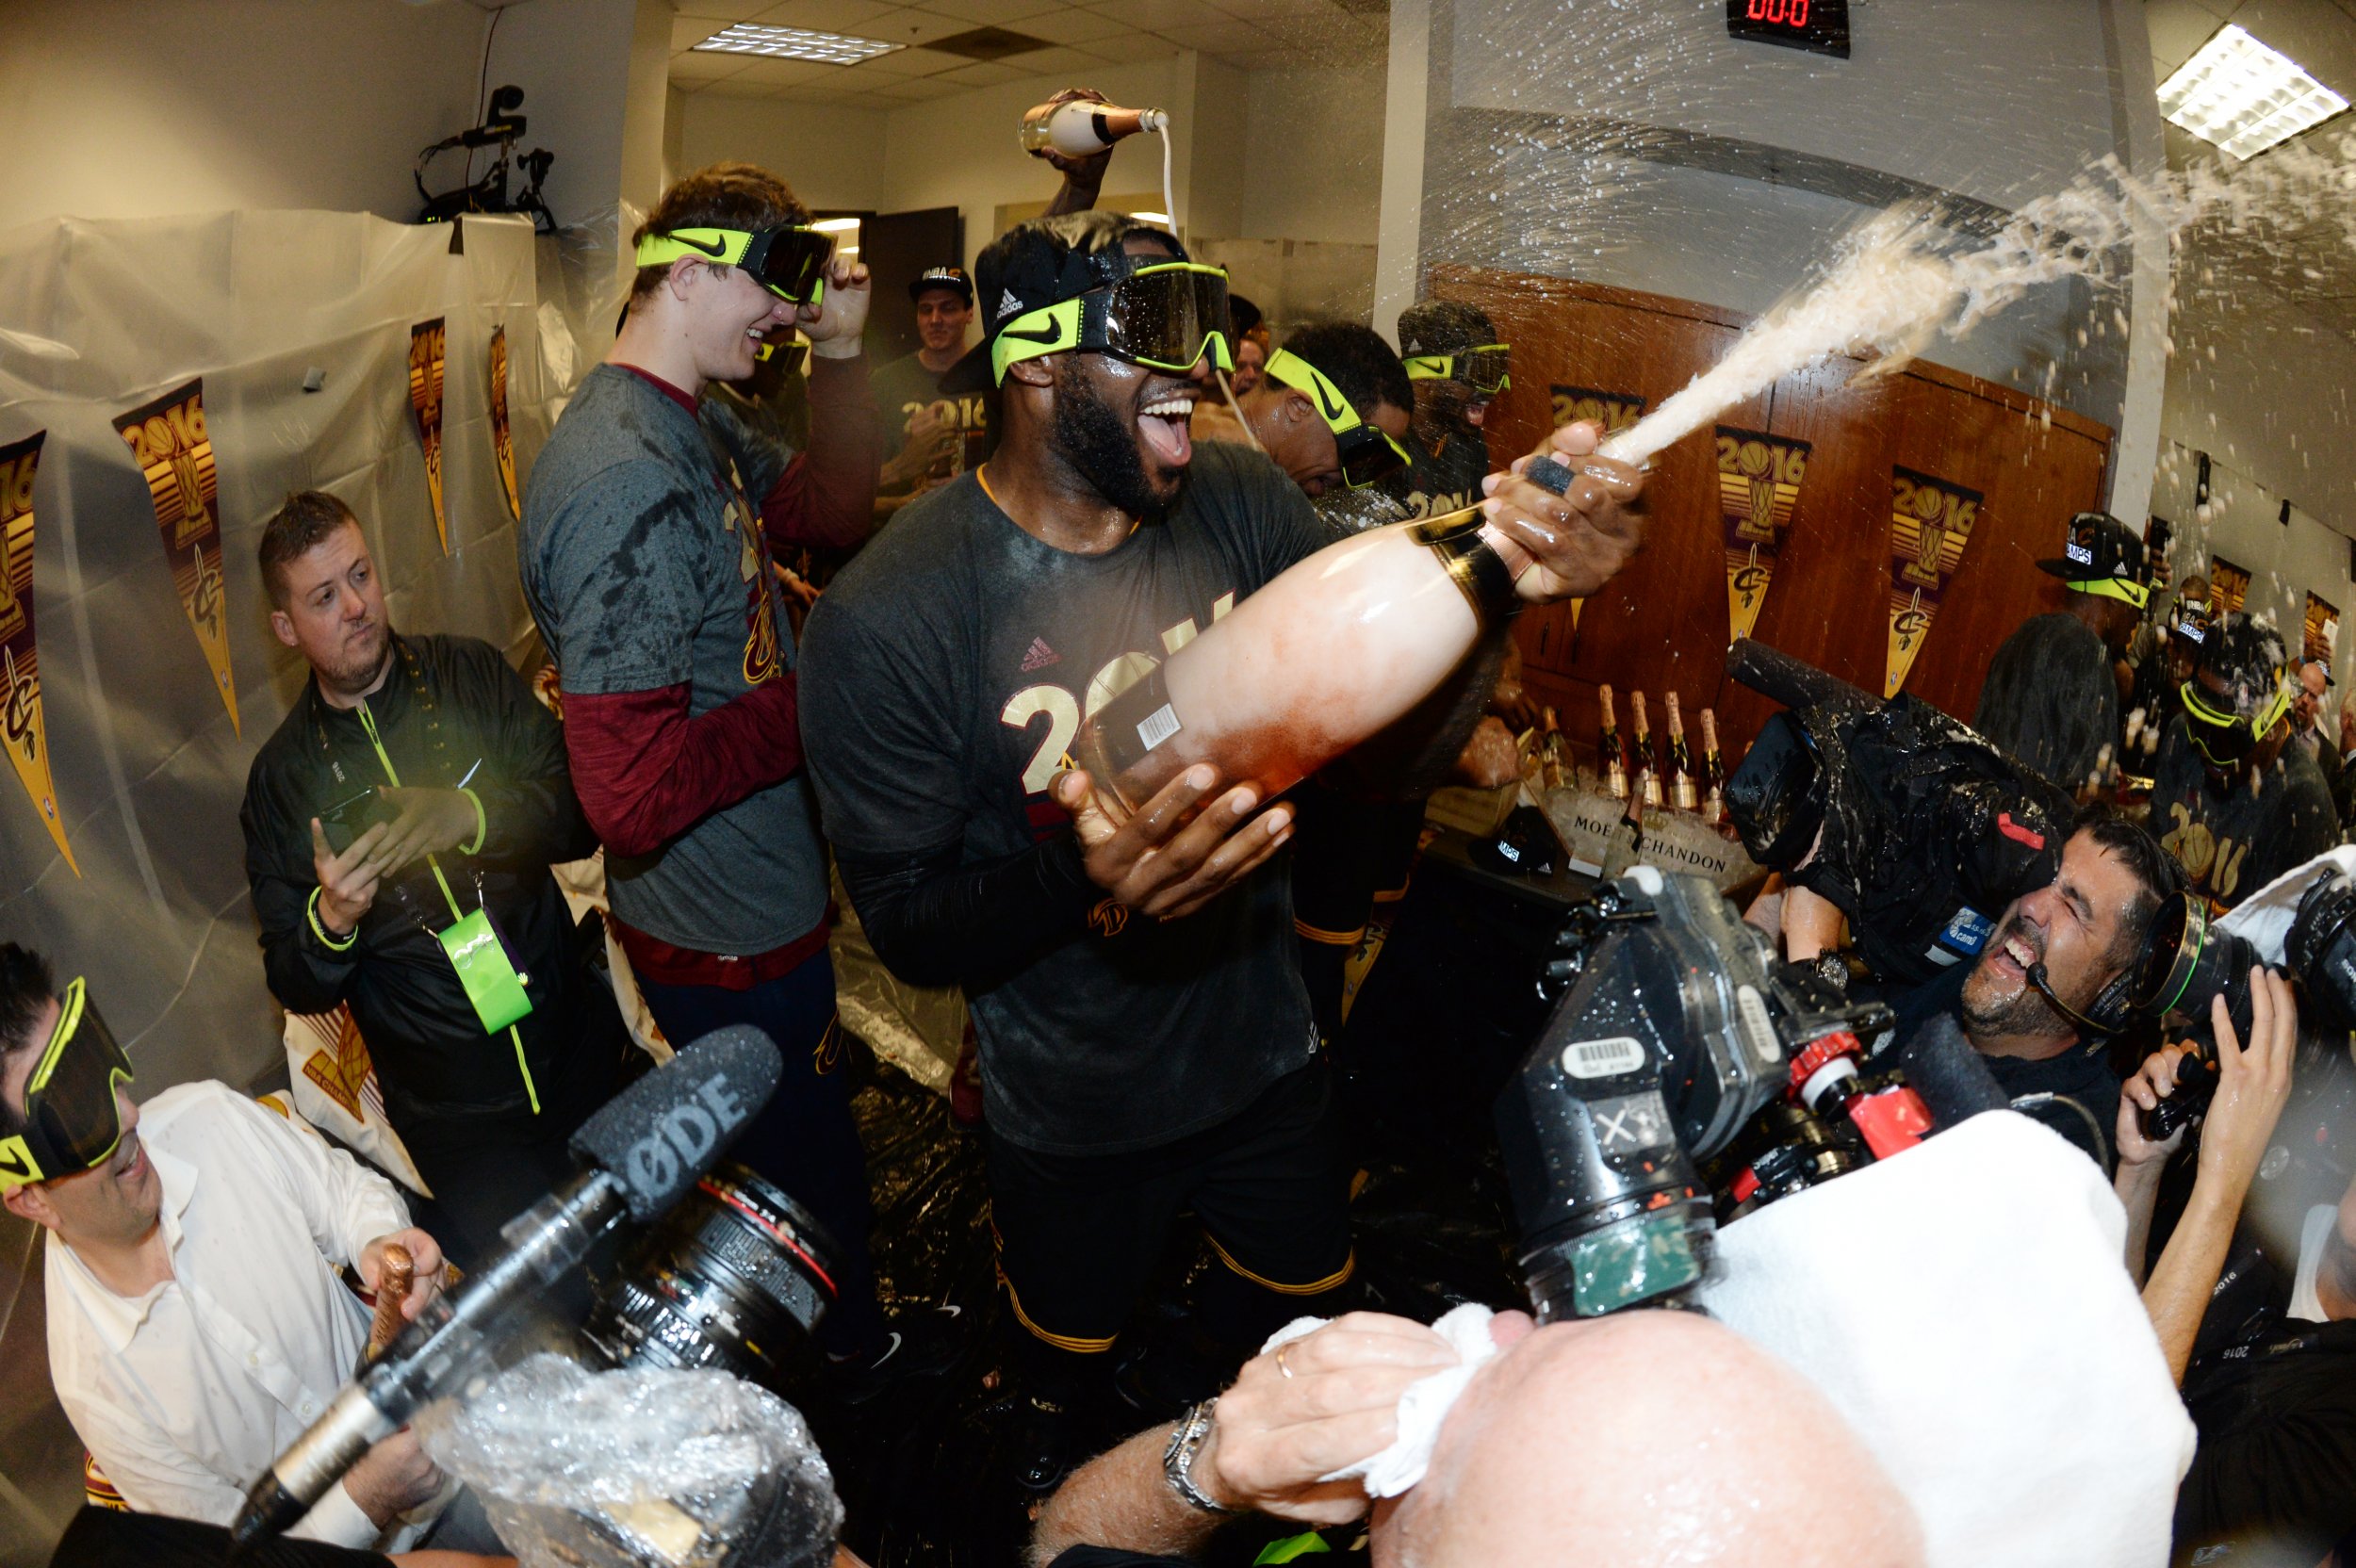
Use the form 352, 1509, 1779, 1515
520, 363, 828, 954
1890, 964, 2119, 1166
1391, 424, 1489, 519
799, 442, 1326, 1155
1973, 612, 2121, 791
2149, 714, 2341, 909
871, 349, 990, 486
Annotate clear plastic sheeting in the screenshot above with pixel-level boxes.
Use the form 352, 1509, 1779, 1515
419, 1354, 843, 1568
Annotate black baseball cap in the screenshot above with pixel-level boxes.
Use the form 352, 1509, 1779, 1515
909, 265, 972, 305
2037, 512, 2148, 607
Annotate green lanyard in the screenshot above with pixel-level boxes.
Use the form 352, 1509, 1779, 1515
353, 700, 540, 1115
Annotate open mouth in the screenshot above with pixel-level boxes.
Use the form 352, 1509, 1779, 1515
1138, 393, 1196, 468
1987, 928, 2042, 978
117, 1137, 147, 1183
1465, 401, 1489, 427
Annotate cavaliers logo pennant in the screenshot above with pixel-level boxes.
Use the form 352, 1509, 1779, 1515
409, 318, 449, 552
0, 433, 75, 875
114, 380, 239, 735
1717, 427, 1810, 645
489, 325, 520, 520
1885, 466, 1984, 698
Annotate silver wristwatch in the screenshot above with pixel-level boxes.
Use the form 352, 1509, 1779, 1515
1163, 1398, 1239, 1515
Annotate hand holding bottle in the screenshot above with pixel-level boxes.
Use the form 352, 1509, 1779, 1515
1055, 762, 1295, 920
1480, 419, 1647, 602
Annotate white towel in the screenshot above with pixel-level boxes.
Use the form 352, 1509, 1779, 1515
2214, 842, 2356, 958
1698, 1109, 2196, 1568
1262, 1301, 1497, 1497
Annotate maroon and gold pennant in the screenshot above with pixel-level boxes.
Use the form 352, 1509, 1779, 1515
1885, 466, 1984, 698
1548, 386, 1646, 631
1716, 426, 1811, 645
2210, 555, 2250, 616
488, 324, 520, 520
409, 318, 449, 552
2306, 592, 2340, 667
0, 433, 74, 874
114, 380, 238, 734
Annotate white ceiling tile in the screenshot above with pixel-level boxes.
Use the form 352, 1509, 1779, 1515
1210, 0, 1348, 16
853, 43, 976, 74
700, 76, 798, 95
1155, 19, 1271, 52
1085, 0, 1233, 28
990, 42, 1113, 72
750, 0, 905, 29
674, 0, 773, 17
1007, 7, 1136, 42
915, 0, 1071, 22
860, 6, 997, 44
883, 74, 972, 98
933, 58, 1030, 85
1080, 34, 1184, 64
725, 55, 844, 82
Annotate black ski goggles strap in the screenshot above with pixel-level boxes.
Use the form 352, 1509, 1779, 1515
991, 262, 1235, 383
1267, 348, 1411, 489
0, 978, 134, 1192
635, 225, 834, 305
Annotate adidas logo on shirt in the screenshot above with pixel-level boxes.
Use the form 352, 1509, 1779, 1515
1020, 637, 1060, 672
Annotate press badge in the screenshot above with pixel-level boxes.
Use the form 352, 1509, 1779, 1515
1924, 906, 1994, 967
436, 906, 534, 1034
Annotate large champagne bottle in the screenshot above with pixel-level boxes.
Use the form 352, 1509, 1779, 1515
1068, 510, 1526, 819
1597, 685, 1628, 800
1699, 707, 1727, 825
1664, 693, 1698, 811
1629, 691, 1662, 808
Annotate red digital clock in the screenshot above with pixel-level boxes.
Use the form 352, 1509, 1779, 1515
1726, 0, 1850, 57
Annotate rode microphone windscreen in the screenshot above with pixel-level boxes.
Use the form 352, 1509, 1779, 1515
568, 1026, 784, 1220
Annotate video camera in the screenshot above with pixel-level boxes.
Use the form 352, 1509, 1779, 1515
1497, 868, 1934, 1321
415, 85, 557, 233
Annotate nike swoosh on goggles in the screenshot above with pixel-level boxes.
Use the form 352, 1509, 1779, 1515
1268, 348, 1412, 490
990, 261, 1235, 384
2181, 675, 2294, 768
2065, 575, 2151, 610
0, 978, 134, 1192
1403, 343, 1513, 395
635, 226, 833, 305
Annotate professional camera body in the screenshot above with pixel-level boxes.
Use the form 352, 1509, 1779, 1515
1497, 869, 1931, 1322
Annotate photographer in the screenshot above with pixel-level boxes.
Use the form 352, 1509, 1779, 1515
1027, 1310, 1922, 1567
1889, 807, 2176, 1166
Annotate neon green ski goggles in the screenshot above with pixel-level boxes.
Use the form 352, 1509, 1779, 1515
1268, 347, 1412, 490
635, 225, 833, 305
2182, 676, 2295, 768
1403, 343, 1512, 394
0, 979, 134, 1192
991, 262, 1234, 384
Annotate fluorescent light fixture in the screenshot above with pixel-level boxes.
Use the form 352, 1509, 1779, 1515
692, 23, 904, 65
2158, 23, 2349, 160
810, 217, 861, 233
1131, 211, 1171, 224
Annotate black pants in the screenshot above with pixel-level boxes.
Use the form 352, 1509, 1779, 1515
985, 1062, 1354, 1396
1291, 788, 1427, 1045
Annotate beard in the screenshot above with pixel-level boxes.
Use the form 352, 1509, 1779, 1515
1052, 359, 1173, 521
317, 617, 394, 700
1958, 915, 2076, 1040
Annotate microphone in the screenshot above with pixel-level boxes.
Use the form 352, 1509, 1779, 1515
227, 1027, 783, 1554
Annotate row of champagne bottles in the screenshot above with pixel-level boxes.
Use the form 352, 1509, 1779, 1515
1527, 687, 1728, 825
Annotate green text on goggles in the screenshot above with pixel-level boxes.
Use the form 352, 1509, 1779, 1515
1267, 348, 1413, 490
1403, 343, 1513, 395
990, 262, 1234, 384
634, 226, 833, 305
2180, 675, 2296, 768
0, 979, 133, 1192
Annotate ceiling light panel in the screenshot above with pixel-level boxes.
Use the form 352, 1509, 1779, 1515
693, 23, 905, 65
2158, 23, 2349, 160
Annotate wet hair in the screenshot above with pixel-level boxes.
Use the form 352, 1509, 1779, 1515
2200, 612, 2289, 716
2070, 802, 2176, 969
257, 490, 360, 610
1271, 321, 1415, 422
630, 162, 810, 304
0, 943, 56, 1136
1397, 299, 1497, 360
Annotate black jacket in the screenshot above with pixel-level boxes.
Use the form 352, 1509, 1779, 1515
240, 634, 608, 1130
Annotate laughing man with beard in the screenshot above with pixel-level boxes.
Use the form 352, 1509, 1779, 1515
1890, 806, 2178, 1168
798, 211, 1645, 1492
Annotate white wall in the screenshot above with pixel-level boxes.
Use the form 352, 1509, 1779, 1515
2153, 438, 2356, 688
1240, 66, 1386, 245
678, 96, 893, 213
0, 0, 485, 231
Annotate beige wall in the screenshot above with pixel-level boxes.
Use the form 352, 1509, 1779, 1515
677, 95, 894, 213
1239, 65, 1386, 245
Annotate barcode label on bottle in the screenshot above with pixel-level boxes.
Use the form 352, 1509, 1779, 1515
1561, 1036, 1645, 1080
1136, 703, 1182, 751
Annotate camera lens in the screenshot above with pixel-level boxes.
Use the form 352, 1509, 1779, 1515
584, 1164, 842, 1392
2287, 870, 2356, 1033
2132, 890, 2256, 1043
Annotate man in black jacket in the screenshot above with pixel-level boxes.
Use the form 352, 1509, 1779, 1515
239, 492, 635, 1266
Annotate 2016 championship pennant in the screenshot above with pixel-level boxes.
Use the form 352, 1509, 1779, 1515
1715, 426, 1810, 645
1549, 385, 1646, 632
0, 433, 75, 874
489, 324, 520, 520
2210, 555, 2250, 615
114, 379, 239, 734
410, 318, 450, 551
1885, 466, 1984, 698
2307, 592, 2340, 667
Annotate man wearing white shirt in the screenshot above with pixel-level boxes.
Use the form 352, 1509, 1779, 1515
0, 944, 454, 1548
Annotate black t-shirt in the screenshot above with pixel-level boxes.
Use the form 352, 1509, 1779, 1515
1972, 612, 2120, 791
2175, 1319, 2356, 1567
1390, 424, 1488, 519
1890, 963, 2119, 1165
799, 443, 1326, 1155
870, 349, 989, 482
2150, 714, 2341, 908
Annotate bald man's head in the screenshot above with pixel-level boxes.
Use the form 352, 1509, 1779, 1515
1371, 1311, 1922, 1568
